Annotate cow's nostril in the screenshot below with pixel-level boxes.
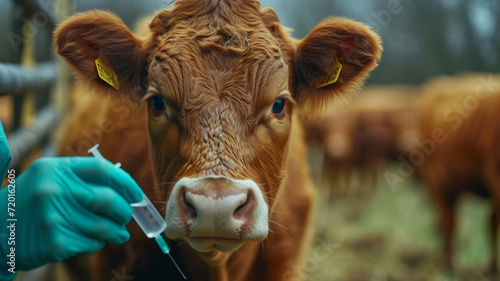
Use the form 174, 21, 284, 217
233, 190, 254, 219
185, 199, 197, 217
180, 187, 197, 218
234, 198, 247, 213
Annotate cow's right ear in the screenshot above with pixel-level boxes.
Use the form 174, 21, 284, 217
54, 10, 146, 98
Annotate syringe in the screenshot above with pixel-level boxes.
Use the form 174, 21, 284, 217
88, 144, 187, 280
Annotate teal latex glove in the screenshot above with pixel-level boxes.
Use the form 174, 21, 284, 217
0, 157, 143, 278
0, 122, 11, 181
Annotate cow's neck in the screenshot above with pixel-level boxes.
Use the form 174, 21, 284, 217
208, 264, 228, 281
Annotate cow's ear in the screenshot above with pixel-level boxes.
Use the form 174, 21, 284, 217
54, 11, 146, 99
294, 17, 382, 120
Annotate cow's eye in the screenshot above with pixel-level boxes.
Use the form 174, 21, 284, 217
151, 96, 166, 112
272, 98, 286, 115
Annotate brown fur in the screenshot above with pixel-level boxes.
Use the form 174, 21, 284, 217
54, 1, 381, 280
417, 73, 500, 272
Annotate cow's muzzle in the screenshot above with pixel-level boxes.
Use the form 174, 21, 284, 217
164, 176, 269, 252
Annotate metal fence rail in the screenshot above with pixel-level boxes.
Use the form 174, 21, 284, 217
7, 105, 58, 168
0, 62, 58, 96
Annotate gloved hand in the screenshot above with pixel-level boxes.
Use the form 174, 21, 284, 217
0, 157, 143, 279
0, 122, 11, 181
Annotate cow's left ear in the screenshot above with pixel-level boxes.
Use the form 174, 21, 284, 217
294, 17, 382, 120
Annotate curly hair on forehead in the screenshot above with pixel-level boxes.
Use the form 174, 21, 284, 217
148, 0, 268, 40
198, 26, 250, 54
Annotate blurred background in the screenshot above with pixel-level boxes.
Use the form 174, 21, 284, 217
1, 0, 499, 280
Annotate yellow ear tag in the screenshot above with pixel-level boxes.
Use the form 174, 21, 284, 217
314, 52, 343, 89
95, 55, 119, 90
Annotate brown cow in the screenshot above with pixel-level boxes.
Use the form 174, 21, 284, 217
416, 73, 500, 273
54, 1, 382, 280
306, 87, 417, 195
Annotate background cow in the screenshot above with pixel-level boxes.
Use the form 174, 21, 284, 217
305, 86, 417, 197
416, 73, 500, 273
54, 0, 381, 280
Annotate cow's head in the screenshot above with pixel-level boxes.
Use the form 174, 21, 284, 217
55, 0, 381, 262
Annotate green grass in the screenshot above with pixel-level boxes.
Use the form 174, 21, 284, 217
305, 161, 495, 281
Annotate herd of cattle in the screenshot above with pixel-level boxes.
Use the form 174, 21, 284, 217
47, 0, 499, 280
308, 73, 500, 275
305, 84, 419, 196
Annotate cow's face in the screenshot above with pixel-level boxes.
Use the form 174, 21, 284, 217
144, 4, 294, 255
55, 0, 381, 261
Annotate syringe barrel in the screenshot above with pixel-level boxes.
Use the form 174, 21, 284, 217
131, 194, 167, 238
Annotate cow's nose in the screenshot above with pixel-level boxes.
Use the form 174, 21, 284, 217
175, 177, 257, 239
182, 188, 252, 220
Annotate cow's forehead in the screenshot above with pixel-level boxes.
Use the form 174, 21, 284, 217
147, 1, 289, 117
150, 0, 283, 60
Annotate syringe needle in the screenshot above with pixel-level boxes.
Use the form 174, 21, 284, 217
87, 144, 184, 278
167, 252, 187, 280
156, 236, 187, 280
